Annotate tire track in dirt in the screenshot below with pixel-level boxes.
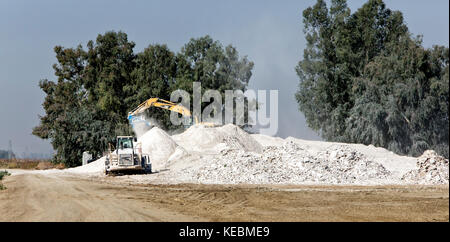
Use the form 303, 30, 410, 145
0, 173, 202, 222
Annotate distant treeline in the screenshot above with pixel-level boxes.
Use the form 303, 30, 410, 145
296, 0, 449, 158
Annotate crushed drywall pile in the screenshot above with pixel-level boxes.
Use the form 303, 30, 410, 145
138, 127, 184, 171
178, 141, 392, 185
172, 124, 263, 154
402, 150, 449, 184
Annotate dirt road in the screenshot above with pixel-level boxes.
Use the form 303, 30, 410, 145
0, 173, 200, 222
0, 172, 448, 221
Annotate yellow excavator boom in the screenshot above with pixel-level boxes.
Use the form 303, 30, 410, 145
127, 98, 198, 125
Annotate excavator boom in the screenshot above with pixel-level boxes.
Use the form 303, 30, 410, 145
127, 98, 196, 126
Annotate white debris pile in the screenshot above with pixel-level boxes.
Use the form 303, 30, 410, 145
65, 156, 106, 174
402, 150, 449, 184
179, 141, 392, 185
138, 127, 183, 171
172, 124, 263, 154
312, 144, 392, 183
60, 123, 448, 186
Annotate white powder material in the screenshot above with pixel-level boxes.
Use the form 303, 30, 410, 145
65, 156, 106, 174
138, 127, 178, 171
172, 124, 263, 154
177, 142, 393, 185
250, 134, 284, 147
166, 146, 188, 167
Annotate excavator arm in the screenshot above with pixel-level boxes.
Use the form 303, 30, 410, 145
127, 98, 197, 125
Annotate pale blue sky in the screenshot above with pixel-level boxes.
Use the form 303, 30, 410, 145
0, 0, 448, 156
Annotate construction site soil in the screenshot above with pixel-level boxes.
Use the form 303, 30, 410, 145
0, 173, 448, 222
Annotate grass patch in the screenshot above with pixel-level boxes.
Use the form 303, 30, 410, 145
0, 170, 10, 180
0, 170, 10, 190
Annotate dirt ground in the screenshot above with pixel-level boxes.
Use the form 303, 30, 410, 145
0, 172, 448, 222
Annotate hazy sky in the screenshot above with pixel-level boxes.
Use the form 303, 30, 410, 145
0, 0, 448, 155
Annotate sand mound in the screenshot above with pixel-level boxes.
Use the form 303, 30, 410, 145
402, 150, 449, 184
139, 127, 180, 171
172, 124, 263, 154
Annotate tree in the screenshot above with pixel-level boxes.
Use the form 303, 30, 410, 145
177, 35, 253, 93
33, 31, 136, 167
125, 44, 178, 130
347, 37, 449, 157
84, 31, 136, 125
174, 36, 255, 126
32, 44, 90, 166
296, 0, 449, 157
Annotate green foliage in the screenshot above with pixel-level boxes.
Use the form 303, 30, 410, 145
177, 36, 253, 93
0, 170, 10, 190
33, 31, 138, 167
34, 32, 254, 167
0, 170, 10, 180
296, 0, 449, 157
174, 36, 255, 126
125, 44, 178, 130
84, 31, 136, 122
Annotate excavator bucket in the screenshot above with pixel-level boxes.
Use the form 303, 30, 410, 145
128, 114, 152, 128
